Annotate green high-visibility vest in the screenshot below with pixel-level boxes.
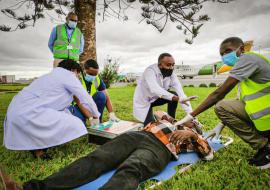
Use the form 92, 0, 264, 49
240, 52, 270, 131
81, 75, 101, 96
53, 24, 82, 61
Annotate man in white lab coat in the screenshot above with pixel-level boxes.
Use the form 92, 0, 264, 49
133, 53, 193, 126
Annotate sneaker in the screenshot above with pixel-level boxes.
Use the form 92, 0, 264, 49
248, 143, 270, 169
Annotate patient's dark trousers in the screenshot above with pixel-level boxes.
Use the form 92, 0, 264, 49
23, 131, 171, 190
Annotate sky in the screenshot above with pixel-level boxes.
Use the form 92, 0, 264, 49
0, 0, 270, 79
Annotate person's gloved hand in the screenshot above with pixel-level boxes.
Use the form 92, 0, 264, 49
109, 112, 120, 122
179, 96, 198, 106
173, 114, 194, 127
90, 118, 100, 126
206, 122, 225, 140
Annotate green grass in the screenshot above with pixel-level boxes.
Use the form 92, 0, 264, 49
1, 86, 270, 189
0, 84, 27, 92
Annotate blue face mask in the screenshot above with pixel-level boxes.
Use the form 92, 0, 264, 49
68, 21, 77, 29
85, 74, 96, 82
221, 47, 241, 67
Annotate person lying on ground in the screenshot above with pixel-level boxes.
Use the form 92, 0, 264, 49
2, 111, 213, 190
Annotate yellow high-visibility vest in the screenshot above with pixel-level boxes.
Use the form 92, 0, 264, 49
240, 52, 270, 131
81, 75, 101, 96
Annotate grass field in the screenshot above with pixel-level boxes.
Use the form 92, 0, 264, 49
0, 85, 270, 189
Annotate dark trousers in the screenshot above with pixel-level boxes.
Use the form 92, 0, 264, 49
144, 91, 178, 126
69, 91, 107, 123
23, 131, 171, 190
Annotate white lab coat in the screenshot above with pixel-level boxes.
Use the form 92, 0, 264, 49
3, 68, 100, 150
133, 64, 192, 122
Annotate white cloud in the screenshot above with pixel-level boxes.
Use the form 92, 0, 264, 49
0, 0, 270, 78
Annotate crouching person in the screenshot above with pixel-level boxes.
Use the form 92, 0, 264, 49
69, 59, 119, 124
3, 60, 100, 159
4, 111, 213, 190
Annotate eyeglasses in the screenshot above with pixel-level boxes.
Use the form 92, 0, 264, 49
69, 19, 78, 22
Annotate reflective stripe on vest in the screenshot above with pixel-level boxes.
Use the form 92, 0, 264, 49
240, 52, 270, 131
81, 75, 101, 96
53, 24, 81, 61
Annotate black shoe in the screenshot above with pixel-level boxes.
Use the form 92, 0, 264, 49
248, 143, 270, 169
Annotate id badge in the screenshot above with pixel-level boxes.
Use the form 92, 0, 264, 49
67, 44, 73, 50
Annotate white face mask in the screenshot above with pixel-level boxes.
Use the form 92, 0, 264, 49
68, 21, 77, 29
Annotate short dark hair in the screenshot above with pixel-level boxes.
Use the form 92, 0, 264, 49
84, 59, 99, 69
158, 53, 172, 64
58, 59, 82, 72
221, 37, 244, 47
66, 12, 77, 18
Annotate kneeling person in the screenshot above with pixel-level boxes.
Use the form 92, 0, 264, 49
133, 53, 193, 126
19, 111, 212, 190
69, 59, 119, 124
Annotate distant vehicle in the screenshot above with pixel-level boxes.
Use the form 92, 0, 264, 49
174, 62, 223, 79
174, 65, 200, 79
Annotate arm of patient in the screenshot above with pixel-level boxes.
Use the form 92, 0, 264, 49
170, 129, 212, 157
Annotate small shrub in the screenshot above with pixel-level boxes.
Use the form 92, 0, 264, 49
100, 56, 120, 88
209, 83, 217, 87
199, 83, 208, 88
188, 84, 194, 87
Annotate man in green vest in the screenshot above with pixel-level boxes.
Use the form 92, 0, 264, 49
48, 12, 84, 67
171, 37, 270, 169
69, 59, 120, 124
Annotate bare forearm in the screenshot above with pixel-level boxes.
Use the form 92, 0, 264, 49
106, 96, 113, 113
77, 103, 92, 118
191, 77, 239, 117
191, 91, 225, 117
104, 90, 113, 113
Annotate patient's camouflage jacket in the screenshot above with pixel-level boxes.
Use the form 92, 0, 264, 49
143, 111, 212, 160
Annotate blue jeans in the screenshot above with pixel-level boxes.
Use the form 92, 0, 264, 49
69, 91, 107, 123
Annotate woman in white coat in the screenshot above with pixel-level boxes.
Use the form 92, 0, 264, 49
3, 60, 100, 159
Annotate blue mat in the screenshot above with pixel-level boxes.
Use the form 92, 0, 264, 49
75, 138, 225, 190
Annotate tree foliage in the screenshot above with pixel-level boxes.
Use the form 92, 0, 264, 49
0, 0, 234, 43
99, 56, 120, 88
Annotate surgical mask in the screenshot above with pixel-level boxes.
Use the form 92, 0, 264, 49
160, 68, 173, 78
85, 74, 96, 82
68, 21, 77, 29
221, 47, 241, 67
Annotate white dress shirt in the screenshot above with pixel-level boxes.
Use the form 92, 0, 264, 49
133, 64, 192, 122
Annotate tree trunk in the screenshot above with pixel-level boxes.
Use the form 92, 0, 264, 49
74, 0, 96, 64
